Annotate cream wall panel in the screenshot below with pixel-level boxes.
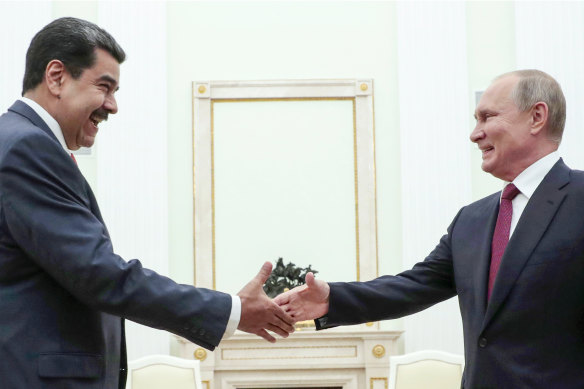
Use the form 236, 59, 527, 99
213, 99, 357, 293
515, 2, 584, 170
0, 2, 52, 111
166, 0, 401, 354
193, 79, 377, 296
96, 1, 169, 360
465, 1, 516, 201
396, 1, 469, 354
167, 1, 400, 283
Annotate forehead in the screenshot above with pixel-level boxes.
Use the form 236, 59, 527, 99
84, 48, 120, 84
476, 75, 518, 112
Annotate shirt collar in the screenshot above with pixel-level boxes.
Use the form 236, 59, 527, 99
509, 151, 560, 199
19, 97, 72, 154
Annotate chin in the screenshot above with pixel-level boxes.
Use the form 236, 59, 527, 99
481, 163, 493, 174
79, 138, 96, 149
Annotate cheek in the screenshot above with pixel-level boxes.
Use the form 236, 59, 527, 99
82, 91, 105, 110
486, 126, 507, 147
95, 91, 108, 106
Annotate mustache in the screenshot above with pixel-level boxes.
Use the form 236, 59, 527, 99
91, 108, 109, 122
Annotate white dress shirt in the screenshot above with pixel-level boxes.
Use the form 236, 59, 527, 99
507, 151, 560, 238
18, 97, 241, 338
21, 97, 73, 155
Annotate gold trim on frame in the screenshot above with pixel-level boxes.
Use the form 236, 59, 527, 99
192, 84, 197, 284
372, 344, 386, 358
194, 347, 208, 361
294, 319, 316, 330
209, 96, 360, 288
210, 101, 217, 289
371, 80, 379, 278
370, 377, 388, 389
193, 80, 379, 289
202, 380, 210, 389
212, 97, 354, 103
220, 344, 358, 360
352, 97, 360, 281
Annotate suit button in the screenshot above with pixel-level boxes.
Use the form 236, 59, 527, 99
479, 338, 487, 348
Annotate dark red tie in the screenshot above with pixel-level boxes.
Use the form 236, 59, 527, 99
70, 153, 77, 164
488, 183, 520, 300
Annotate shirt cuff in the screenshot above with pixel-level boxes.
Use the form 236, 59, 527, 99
222, 295, 241, 339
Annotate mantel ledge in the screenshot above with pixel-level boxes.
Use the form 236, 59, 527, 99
175, 328, 403, 345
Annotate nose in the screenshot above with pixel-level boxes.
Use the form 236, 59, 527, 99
470, 124, 484, 143
103, 94, 118, 115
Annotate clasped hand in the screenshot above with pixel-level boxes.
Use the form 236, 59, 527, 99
274, 271, 330, 322
236, 262, 295, 342
237, 264, 330, 342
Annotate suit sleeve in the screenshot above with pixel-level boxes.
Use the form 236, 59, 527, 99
316, 209, 462, 329
0, 131, 231, 350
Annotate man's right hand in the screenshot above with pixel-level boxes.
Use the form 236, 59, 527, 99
273, 272, 330, 321
237, 262, 295, 342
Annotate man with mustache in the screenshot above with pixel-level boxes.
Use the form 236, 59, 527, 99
0, 17, 294, 389
276, 70, 584, 388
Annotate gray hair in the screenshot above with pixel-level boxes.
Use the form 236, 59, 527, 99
496, 69, 566, 144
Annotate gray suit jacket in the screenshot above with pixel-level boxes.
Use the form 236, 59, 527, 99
0, 101, 231, 389
317, 159, 584, 388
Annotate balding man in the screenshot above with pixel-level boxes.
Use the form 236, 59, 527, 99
276, 70, 584, 388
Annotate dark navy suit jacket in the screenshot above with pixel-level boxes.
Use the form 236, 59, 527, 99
317, 158, 584, 388
0, 101, 232, 389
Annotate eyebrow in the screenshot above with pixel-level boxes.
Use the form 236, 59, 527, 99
99, 75, 120, 92
474, 109, 492, 121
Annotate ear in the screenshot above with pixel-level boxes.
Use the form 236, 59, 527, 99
530, 101, 549, 136
45, 60, 66, 98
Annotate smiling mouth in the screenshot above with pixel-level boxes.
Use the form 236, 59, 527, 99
480, 146, 494, 158
90, 112, 108, 129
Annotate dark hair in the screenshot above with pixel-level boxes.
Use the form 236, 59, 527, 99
22, 17, 126, 95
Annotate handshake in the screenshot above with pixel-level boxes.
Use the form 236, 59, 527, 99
236, 261, 331, 342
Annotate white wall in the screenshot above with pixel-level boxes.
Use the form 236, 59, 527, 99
2, 0, 584, 360
0, 2, 52, 117
95, 1, 170, 361
396, 1, 469, 354
164, 0, 405, 354
515, 1, 584, 169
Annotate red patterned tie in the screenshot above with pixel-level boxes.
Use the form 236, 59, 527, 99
488, 183, 520, 300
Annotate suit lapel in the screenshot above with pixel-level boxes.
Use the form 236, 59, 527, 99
8, 100, 60, 145
482, 159, 570, 328
8, 101, 107, 229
